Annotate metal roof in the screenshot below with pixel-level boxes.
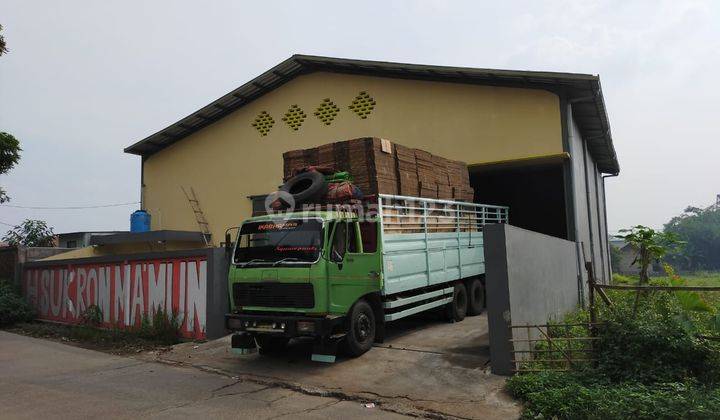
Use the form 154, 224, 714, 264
88, 230, 207, 246
124, 54, 619, 174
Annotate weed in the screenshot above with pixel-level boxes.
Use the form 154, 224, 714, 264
0, 278, 35, 327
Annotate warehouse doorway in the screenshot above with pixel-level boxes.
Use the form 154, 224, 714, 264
469, 161, 568, 240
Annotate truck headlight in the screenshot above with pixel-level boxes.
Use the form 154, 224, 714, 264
297, 321, 315, 333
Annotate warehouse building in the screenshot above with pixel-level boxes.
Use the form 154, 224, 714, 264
124, 55, 618, 282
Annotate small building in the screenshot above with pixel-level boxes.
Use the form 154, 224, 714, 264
124, 55, 619, 283
610, 239, 662, 276
57, 231, 127, 249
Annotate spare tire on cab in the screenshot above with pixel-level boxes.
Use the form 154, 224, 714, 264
281, 171, 327, 205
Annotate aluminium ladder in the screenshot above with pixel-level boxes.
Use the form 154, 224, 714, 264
181, 186, 213, 247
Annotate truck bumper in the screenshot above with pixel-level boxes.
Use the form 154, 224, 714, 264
225, 312, 345, 338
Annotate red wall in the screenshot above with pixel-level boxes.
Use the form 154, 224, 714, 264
23, 256, 208, 340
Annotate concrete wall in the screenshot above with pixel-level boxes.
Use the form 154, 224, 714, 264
567, 105, 611, 283
0, 246, 75, 286
22, 247, 229, 340
142, 71, 563, 241
484, 224, 582, 375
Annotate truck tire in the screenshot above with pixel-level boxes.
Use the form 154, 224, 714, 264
281, 171, 327, 205
255, 335, 289, 354
445, 283, 468, 322
345, 300, 376, 357
466, 278, 486, 316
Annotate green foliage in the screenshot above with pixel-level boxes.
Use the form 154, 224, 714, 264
11, 305, 181, 350
0, 131, 22, 203
617, 225, 682, 284
135, 306, 180, 345
507, 371, 720, 420
0, 279, 35, 327
509, 283, 720, 418
665, 205, 720, 271
0, 24, 7, 56
0, 132, 20, 174
80, 305, 103, 326
77, 305, 180, 345
3, 219, 55, 247
612, 273, 633, 284
595, 299, 720, 384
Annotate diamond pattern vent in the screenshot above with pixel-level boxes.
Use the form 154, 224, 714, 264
282, 105, 307, 131
348, 91, 376, 119
251, 111, 275, 136
314, 99, 340, 125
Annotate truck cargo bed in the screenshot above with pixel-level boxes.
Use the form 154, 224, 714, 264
378, 194, 508, 296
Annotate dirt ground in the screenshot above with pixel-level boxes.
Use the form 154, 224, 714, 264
142, 312, 520, 419
5, 321, 175, 356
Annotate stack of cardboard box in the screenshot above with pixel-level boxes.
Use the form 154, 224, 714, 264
448, 159, 474, 202
432, 155, 452, 200
395, 144, 419, 196
282, 150, 306, 180
413, 149, 436, 199
347, 138, 397, 196
282, 137, 473, 201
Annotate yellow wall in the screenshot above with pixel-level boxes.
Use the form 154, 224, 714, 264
142, 72, 562, 242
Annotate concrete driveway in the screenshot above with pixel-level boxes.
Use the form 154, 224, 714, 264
147, 312, 520, 419
0, 331, 410, 419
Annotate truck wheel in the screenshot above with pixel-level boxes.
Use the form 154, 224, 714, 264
445, 283, 468, 322
255, 335, 289, 354
467, 278, 486, 316
345, 300, 376, 357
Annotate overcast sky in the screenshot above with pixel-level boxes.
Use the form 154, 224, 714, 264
1, 0, 718, 236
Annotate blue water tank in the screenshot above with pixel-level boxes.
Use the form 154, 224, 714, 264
130, 210, 151, 233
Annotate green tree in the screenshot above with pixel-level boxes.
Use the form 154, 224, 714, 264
665, 205, 720, 271
618, 225, 681, 284
3, 219, 55, 247
0, 131, 22, 203
0, 24, 7, 56
0, 27, 20, 203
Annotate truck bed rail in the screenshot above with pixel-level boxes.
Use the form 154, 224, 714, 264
378, 194, 508, 233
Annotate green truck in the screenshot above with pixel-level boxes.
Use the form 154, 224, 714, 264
225, 194, 508, 362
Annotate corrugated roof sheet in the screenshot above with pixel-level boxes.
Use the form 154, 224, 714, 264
125, 54, 619, 174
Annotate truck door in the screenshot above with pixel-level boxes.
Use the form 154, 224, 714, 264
327, 220, 382, 314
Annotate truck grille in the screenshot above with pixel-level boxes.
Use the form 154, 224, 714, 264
233, 283, 315, 308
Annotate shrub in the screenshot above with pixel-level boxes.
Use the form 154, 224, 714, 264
596, 309, 720, 384
595, 288, 720, 385
509, 289, 720, 418
80, 305, 103, 326
612, 273, 634, 284
136, 306, 180, 345
0, 279, 34, 327
507, 371, 720, 420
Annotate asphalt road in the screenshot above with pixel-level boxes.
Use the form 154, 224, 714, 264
0, 331, 409, 419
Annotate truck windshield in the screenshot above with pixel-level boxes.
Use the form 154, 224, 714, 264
233, 219, 323, 266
